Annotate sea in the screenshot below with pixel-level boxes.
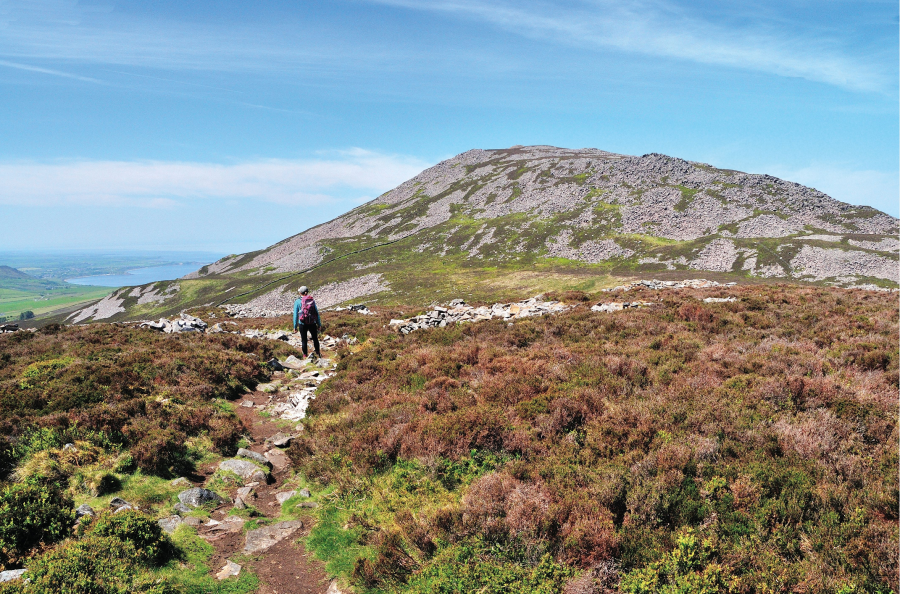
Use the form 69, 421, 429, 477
66, 263, 202, 287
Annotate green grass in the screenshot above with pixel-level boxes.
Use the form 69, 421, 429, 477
159, 525, 260, 593
0, 284, 112, 321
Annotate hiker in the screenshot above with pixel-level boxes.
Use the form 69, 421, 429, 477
293, 286, 322, 359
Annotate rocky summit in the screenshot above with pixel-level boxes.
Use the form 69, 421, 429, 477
68, 146, 898, 322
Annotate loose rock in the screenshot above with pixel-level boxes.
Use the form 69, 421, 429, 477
243, 520, 304, 553
178, 488, 224, 508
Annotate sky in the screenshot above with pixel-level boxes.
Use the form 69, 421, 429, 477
0, 0, 897, 254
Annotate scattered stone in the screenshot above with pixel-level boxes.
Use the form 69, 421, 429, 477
236, 486, 255, 500
298, 488, 311, 498
114, 504, 136, 514
0, 569, 26, 583
138, 313, 208, 334
392, 296, 571, 335
183, 516, 202, 528
219, 459, 269, 483
243, 520, 304, 553
282, 355, 306, 370
178, 488, 224, 508
264, 449, 291, 472
75, 504, 95, 518
602, 278, 737, 292
266, 357, 285, 371
267, 432, 295, 447
296, 501, 319, 509
703, 297, 737, 303
275, 491, 296, 505
109, 497, 132, 510
0, 324, 20, 333
236, 448, 272, 468
63, 443, 76, 451
158, 515, 183, 534
233, 497, 246, 510
174, 502, 192, 514
216, 560, 242, 580
170, 477, 191, 487
590, 301, 653, 313
240, 400, 254, 408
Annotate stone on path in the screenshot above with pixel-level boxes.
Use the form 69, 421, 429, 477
236, 448, 272, 468
236, 486, 255, 500
170, 477, 191, 487
178, 487, 224, 508
267, 432, 295, 447
219, 459, 268, 483
243, 520, 304, 554
216, 560, 242, 580
282, 355, 306, 370
264, 449, 291, 472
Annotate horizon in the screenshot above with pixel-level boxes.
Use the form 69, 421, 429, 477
1, 1, 897, 254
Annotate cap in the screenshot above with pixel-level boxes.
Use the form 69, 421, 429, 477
298, 286, 309, 294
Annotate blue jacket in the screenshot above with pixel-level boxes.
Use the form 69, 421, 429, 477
293, 297, 320, 328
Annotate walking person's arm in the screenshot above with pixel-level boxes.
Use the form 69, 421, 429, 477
293, 299, 301, 331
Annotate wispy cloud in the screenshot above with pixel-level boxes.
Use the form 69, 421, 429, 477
366, 0, 891, 92
0, 150, 431, 208
0, 59, 103, 83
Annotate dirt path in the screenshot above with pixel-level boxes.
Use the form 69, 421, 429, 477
193, 369, 333, 593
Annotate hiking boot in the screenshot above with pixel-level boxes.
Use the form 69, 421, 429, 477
307, 352, 319, 362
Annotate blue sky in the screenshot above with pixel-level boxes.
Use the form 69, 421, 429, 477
1, 0, 897, 253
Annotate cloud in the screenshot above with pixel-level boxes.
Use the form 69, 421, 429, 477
366, 0, 892, 93
0, 59, 103, 83
767, 164, 900, 217
0, 150, 432, 208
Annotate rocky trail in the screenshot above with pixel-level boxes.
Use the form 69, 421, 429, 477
164, 346, 340, 593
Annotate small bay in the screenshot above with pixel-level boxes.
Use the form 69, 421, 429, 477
66, 263, 202, 287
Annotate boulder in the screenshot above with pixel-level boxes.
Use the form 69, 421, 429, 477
109, 497, 132, 510
158, 515, 183, 534
75, 504, 95, 518
236, 448, 271, 468
219, 459, 268, 483
0, 569, 26, 583
178, 488, 224, 508
243, 520, 303, 553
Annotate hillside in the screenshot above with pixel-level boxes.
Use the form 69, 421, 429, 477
0, 266, 111, 323
1, 284, 896, 592
66, 146, 898, 323
0, 266, 31, 280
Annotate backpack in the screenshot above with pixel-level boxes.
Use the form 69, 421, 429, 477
300, 295, 316, 325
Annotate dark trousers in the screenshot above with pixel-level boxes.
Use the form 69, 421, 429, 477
297, 323, 320, 356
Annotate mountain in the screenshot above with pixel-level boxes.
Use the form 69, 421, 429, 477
0, 265, 32, 280
67, 146, 899, 323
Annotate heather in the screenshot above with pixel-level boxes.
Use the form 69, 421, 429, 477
0, 323, 294, 478
288, 285, 898, 592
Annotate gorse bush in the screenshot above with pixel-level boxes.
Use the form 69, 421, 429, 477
0, 483, 74, 569
290, 286, 898, 592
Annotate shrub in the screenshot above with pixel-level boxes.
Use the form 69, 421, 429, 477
88, 510, 173, 566
0, 483, 74, 569
619, 529, 735, 594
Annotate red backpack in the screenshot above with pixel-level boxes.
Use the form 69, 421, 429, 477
300, 295, 316, 325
